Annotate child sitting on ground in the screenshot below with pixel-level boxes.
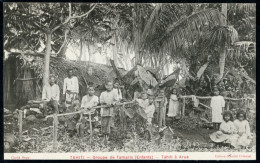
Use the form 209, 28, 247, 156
210, 87, 225, 130
77, 85, 99, 137
232, 110, 252, 149
209, 111, 237, 147
100, 80, 119, 141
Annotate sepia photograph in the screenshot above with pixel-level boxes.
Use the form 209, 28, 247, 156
3, 3, 256, 160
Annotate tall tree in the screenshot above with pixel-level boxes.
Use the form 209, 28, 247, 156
4, 3, 97, 87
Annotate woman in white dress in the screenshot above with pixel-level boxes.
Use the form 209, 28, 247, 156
167, 88, 179, 119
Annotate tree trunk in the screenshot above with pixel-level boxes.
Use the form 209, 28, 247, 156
78, 38, 83, 61
43, 32, 52, 87
218, 3, 228, 81
87, 43, 92, 62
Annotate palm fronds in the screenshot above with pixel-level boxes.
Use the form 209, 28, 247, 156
157, 9, 226, 50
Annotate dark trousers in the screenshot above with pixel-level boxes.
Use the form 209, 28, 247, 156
43, 100, 59, 115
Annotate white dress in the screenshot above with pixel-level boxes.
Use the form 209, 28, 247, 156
167, 94, 179, 117
232, 119, 252, 147
210, 95, 225, 123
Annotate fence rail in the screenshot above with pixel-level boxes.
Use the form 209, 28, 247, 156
17, 95, 255, 151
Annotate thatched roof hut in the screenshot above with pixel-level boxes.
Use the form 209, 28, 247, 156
4, 52, 126, 107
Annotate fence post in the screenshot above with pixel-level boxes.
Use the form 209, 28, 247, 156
53, 114, 58, 151
159, 101, 163, 127
227, 101, 230, 111
89, 113, 93, 141
182, 98, 186, 117
18, 110, 23, 141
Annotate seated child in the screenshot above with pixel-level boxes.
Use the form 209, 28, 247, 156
100, 80, 119, 141
209, 111, 237, 147
232, 110, 252, 149
77, 85, 99, 137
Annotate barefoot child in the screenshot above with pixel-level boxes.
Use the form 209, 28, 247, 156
233, 110, 252, 149
100, 81, 119, 141
144, 95, 155, 141
210, 87, 225, 130
77, 85, 99, 137
167, 88, 179, 120
209, 111, 237, 147
155, 88, 168, 127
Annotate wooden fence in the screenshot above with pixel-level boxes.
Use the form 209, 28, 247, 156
17, 96, 255, 151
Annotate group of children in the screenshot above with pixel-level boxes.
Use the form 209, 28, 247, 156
209, 110, 252, 149
64, 77, 252, 148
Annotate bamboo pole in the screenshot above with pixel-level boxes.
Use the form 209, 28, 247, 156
180, 95, 254, 101
89, 113, 93, 141
18, 110, 23, 141
45, 101, 135, 119
53, 114, 58, 151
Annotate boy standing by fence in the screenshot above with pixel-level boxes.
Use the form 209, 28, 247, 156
144, 95, 155, 141
100, 80, 119, 141
78, 85, 99, 137
155, 88, 168, 127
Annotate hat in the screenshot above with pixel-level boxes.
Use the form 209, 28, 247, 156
209, 131, 229, 142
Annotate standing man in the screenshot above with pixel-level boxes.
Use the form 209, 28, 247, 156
42, 75, 60, 115
63, 69, 79, 108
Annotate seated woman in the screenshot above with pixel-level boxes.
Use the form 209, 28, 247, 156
232, 109, 252, 149
209, 111, 237, 147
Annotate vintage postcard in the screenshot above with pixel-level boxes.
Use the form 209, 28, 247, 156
3, 2, 256, 160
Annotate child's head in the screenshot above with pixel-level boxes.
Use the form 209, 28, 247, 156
141, 92, 148, 100
114, 80, 119, 88
213, 87, 220, 96
49, 75, 56, 86
236, 110, 246, 121
172, 88, 177, 94
88, 85, 95, 96
148, 95, 154, 105
222, 111, 233, 122
105, 80, 113, 91
159, 88, 165, 96
67, 68, 73, 78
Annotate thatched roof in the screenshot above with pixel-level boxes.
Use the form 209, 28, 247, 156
6, 52, 126, 98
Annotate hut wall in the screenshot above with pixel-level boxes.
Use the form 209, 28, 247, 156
4, 57, 39, 107
4, 57, 16, 105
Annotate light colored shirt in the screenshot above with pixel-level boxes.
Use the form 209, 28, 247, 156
234, 119, 251, 137
136, 99, 149, 109
63, 76, 79, 94
100, 90, 119, 116
42, 84, 60, 102
144, 104, 155, 119
113, 88, 122, 100
81, 95, 99, 108
219, 121, 236, 134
